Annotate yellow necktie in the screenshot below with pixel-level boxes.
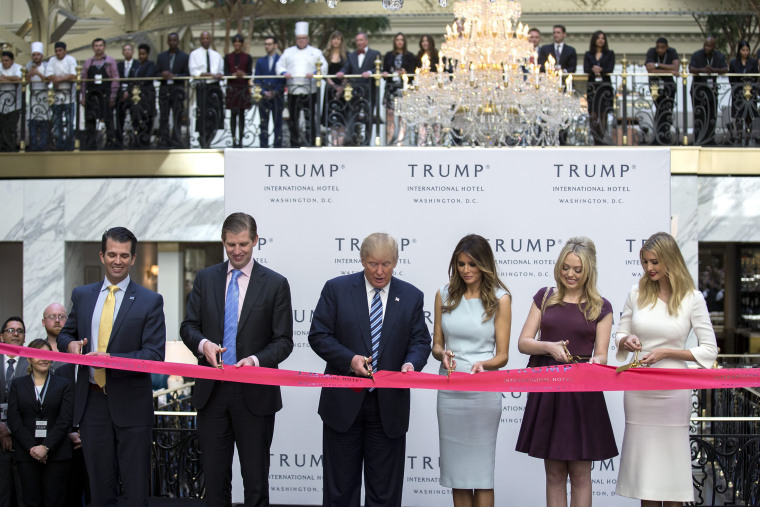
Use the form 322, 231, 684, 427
94, 285, 119, 387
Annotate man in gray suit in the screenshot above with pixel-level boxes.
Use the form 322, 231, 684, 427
181, 212, 293, 507
0, 316, 28, 507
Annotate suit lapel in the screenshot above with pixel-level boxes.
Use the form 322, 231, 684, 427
238, 262, 265, 332
81, 284, 100, 353
377, 279, 401, 361
109, 281, 137, 342
213, 263, 228, 341
352, 274, 373, 355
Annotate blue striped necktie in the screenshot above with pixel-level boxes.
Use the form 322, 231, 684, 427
222, 269, 242, 365
369, 288, 383, 376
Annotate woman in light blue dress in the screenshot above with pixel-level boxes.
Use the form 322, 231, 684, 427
433, 234, 512, 507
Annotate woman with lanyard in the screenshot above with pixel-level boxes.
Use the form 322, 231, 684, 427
7, 339, 73, 506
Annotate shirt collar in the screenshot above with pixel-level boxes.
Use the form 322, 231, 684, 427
102, 275, 131, 292
364, 276, 390, 294
228, 257, 255, 278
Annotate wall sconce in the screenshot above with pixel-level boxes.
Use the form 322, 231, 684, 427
147, 264, 159, 281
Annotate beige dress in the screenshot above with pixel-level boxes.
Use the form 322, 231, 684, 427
614, 287, 717, 502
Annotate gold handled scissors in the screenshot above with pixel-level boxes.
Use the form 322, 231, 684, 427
364, 356, 374, 381
445, 350, 455, 379
616, 350, 650, 373
216, 349, 224, 370
562, 341, 583, 364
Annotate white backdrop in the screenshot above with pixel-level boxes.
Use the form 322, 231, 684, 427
224, 147, 671, 505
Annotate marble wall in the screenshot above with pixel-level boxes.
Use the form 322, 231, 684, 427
0, 174, 756, 335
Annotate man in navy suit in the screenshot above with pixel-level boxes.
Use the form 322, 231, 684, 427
58, 227, 166, 506
116, 43, 139, 145
538, 25, 577, 73
181, 212, 293, 507
309, 233, 431, 507
254, 36, 284, 148
336, 33, 382, 146
155, 32, 190, 147
133, 44, 157, 148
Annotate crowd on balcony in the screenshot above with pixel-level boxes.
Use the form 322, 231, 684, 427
1, 23, 759, 151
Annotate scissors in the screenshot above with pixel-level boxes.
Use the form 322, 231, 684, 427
562, 341, 583, 364
364, 356, 374, 381
216, 349, 224, 370
615, 350, 650, 373
445, 350, 455, 379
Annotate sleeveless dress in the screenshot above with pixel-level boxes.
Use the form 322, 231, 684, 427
515, 288, 618, 461
437, 285, 506, 489
614, 287, 717, 501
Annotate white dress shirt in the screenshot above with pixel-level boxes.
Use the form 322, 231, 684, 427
189, 47, 224, 84
0, 63, 22, 113
45, 55, 77, 103
275, 45, 328, 95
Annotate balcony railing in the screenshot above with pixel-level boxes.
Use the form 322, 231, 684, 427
2, 66, 759, 151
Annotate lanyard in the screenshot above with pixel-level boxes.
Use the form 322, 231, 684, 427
34, 373, 51, 408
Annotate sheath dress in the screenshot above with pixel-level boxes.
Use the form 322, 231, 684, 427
515, 288, 618, 461
437, 285, 507, 489
614, 287, 717, 502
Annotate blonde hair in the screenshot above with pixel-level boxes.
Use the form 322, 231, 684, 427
547, 236, 604, 321
637, 232, 694, 316
323, 30, 347, 61
442, 234, 510, 322
360, 233, 398, 263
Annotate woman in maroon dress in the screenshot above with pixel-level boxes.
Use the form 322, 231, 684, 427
224, 34, 253, 148
515, 236, 618, 507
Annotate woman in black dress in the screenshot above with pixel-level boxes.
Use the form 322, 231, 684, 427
728, 40, 759, 145
416, 35, 441, 145
583, 31, 615, 145
224, 34, 253, 148
7, 339, 73, 507
382, 32, 419, 145
323, 30, 347, 146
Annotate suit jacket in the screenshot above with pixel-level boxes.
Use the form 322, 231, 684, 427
308, 272, 431, 439
254, 54, 284, 93
180, 261, 293, 415
1, 354, 29, 404
583, 50, 615, 84
7, 373, 73, 462
155, 50, 190, 86
538, 43, 578, 73
57, 280, 166, 427
340, 48, 382, 90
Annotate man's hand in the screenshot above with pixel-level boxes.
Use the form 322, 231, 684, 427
30, 445, 48, 462
67, 338, 87, 354
0, 435, 11, 452
0, 422, 10, 438
235, 357, 255, 367
68, 431, 82, 450
350, 355, 372, 377
86, 351, 109, 357
401, 363, 414, 373
202, 340, 224, 368
361, 71, 371, 78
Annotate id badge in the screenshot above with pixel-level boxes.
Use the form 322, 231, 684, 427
35, 420, 47, 438
95, 74, 103, 85
0, 403, 7, 422
595, 76, 602, 82
706, 77, 715, 85
167, 78, 174, 85
392, 75, 401, 83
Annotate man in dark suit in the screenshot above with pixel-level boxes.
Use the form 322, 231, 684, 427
254, 36, 284, 148
0, 317, 28, 507
180, 212, 293, 507
309, 233, 431, 507
538, 25, 577, 73
155, 32, 190, 148
132, 44, 157, 148
336, 32, 382, 146
115, 43, 139, 146
57, 227, 166, 506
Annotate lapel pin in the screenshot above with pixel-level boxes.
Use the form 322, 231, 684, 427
130, 296, 135, 300
395, 297, 400, 302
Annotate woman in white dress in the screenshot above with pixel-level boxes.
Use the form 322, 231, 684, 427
615, 232, 718, 506
433, 234, 511, 507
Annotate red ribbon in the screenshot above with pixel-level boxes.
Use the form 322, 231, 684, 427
2, 343, 758, 393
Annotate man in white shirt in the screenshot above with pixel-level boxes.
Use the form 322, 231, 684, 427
189, 31, 224, 148
44, 42, 77, 150
26, 42, 49, 151
276, 21, 327, 147
0, 52, 23, 152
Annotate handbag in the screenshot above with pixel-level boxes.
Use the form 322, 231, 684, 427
526, 287, 552, 368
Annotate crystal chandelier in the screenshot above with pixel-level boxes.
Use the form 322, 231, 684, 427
395, 0, 583, 146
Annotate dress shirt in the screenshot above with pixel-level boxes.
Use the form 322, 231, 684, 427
197, 258, 260, 366
0, 63, 22, 113
88, 275, 131, 383
81, 54, 119, 100
121, 59, 135, 91
363, 276, 414, 371
189, 47, 224, 83
358, 49, 366, 69
44, 55, 77, 101
275, 45, 328, 95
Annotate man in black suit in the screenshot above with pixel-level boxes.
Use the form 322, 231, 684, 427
180, 212, 293, 507
132, 44, 157, 148
538, 24, 577, 73
336, 32, 382, 146
155, 32, 190, 148
309, 233, 431, 507
58, 227, 166, 506
0, 317, 28, 507
115, 43, 139, 146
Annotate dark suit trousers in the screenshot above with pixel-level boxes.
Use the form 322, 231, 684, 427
79, 390, 152, 506
259, 95, 284, 148
0, 447, 22, 507
197, 381, 275, 507
16, 459, 70, 507
322, 391, 405, 507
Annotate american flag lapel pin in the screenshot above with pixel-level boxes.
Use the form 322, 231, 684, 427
395, 297, 400, 302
